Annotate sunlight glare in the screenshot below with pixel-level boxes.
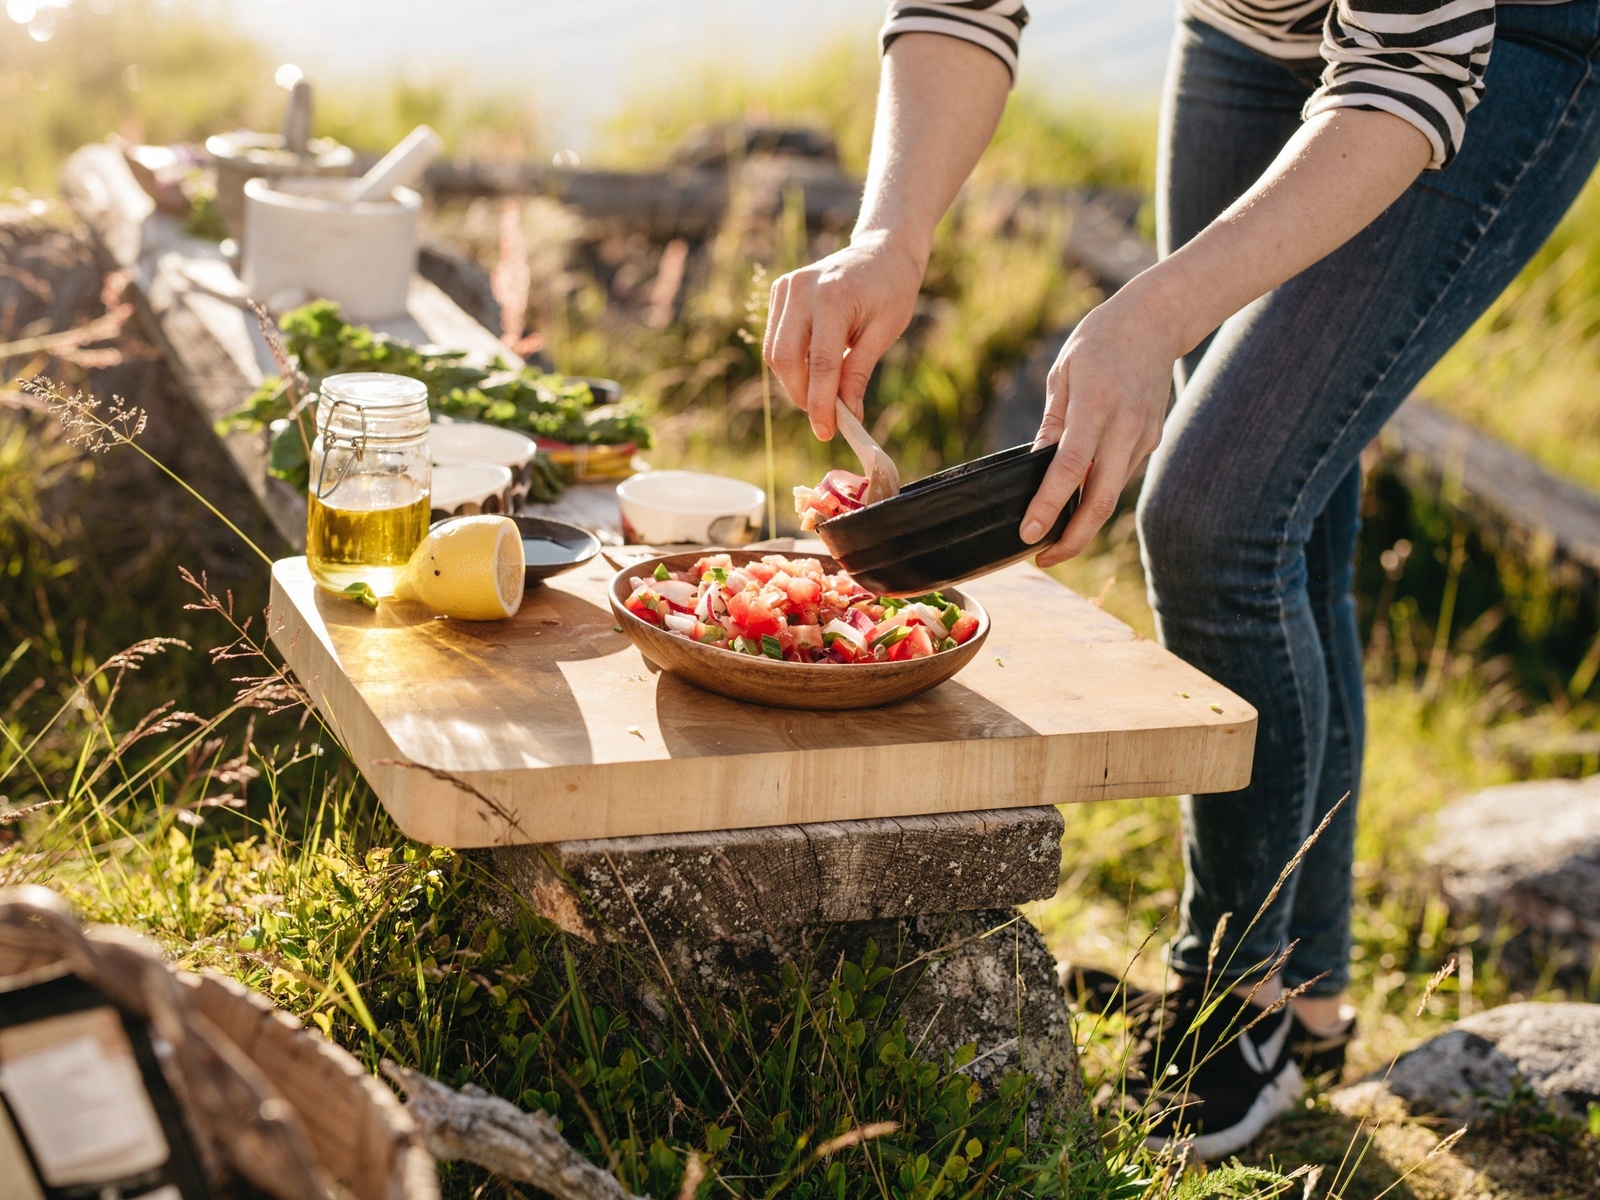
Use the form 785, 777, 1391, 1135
27, 8, 54, 39
5, 0, 37, 25
275, 62, 305, 90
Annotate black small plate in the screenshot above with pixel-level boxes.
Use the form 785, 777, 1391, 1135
511, 515, 600, 586
815, 443, 1082, 595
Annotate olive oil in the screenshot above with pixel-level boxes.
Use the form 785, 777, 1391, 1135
307, 475, 430, 595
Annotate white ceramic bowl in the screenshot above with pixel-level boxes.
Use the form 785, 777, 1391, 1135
242, 176, 420, 320
429, 422, 539, 509
429, 462, 514, 521
616, 471, 765, 545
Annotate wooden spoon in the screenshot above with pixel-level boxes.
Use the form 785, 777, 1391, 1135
834, 399, 901, 504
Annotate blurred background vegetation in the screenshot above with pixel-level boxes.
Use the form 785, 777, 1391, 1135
3, 1, 1599, 1196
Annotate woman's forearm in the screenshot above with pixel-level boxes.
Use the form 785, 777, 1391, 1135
1137, 108, 1434, 351
763, 32, 1010, 436
854, 32, 1013, 268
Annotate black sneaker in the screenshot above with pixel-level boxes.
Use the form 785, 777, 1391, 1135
1289, 1009, 1356, 1080
1108, 980, 1303, 1158
1059, 961, 1354, 1079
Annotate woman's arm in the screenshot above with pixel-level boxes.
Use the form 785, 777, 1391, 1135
1022, 107, 1433, 566
764, 32, 1011, 439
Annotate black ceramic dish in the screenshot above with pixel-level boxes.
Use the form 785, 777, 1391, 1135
814, 442, 1082, 595
510, 515, 600, 585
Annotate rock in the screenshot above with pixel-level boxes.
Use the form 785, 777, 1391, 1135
1429, 776, 1600, 985
488, 807, 1065, 943
1333, 1002, 1600, 1124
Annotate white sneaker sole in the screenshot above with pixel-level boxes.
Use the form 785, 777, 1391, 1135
1144, 1061, 1305, 1160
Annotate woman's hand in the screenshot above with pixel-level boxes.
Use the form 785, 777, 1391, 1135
1019, 281, 1184, 568
764, 230, 927, 440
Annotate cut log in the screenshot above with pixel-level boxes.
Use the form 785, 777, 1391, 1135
56, 143, 616, 551
490, 807, 1064, 943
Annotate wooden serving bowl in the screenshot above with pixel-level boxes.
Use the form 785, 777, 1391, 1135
608, 549, 990, 710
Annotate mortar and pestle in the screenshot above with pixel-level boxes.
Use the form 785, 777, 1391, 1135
241, 124, 445, 320
206, 77, 355, 237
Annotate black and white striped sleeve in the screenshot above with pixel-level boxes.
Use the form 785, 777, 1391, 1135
879, 1, 1030, 83
1304, 0, 1495, 169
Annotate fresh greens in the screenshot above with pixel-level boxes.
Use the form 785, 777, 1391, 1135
217, 301, 652, 491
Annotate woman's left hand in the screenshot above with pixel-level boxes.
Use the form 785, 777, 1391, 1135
1019, 281, 1185, 568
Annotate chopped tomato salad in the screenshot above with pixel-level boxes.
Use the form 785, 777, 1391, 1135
793, 469, 868, 531
623, 553, 980, 664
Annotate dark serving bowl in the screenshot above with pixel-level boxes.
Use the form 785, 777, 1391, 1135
511, 515, 600, 586
815, 443, 1083, 596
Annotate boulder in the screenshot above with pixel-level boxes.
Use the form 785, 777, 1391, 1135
1333, 1002, 1600, 1124
1429, 775, 1600, 985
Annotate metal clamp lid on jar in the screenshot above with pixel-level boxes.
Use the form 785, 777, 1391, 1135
314, 372, 430, 500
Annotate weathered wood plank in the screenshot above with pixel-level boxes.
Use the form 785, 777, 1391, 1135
268, 552, 1255, 846
58, 143, 526, 551
489, 807, 1065, 942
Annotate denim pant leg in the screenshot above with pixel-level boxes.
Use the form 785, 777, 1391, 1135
1141, 1, 1600, 994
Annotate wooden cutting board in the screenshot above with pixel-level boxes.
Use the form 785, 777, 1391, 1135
269, 556, 1255, 846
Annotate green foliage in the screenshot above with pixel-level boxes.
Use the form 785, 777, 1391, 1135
220, 301, 649, 490
0, 0, 539, 194
1425, 172, 1600, 492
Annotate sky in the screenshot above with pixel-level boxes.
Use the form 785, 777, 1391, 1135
219, 0, 1176, 150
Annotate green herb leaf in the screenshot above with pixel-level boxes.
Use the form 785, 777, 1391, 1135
341, 582, 379, 610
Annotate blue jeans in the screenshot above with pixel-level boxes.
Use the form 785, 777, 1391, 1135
1142, 2, 1600, 995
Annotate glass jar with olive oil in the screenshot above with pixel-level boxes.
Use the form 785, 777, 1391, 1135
306, 372, 431, 596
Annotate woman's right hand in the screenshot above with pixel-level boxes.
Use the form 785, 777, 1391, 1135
763, 229, 926, 441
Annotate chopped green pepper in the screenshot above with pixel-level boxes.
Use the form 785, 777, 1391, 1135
761, 635, 784, 660
872, 625, 912, 649
941, 602, 962, 629
653, 563, 670, 582
939, 636, 958, 652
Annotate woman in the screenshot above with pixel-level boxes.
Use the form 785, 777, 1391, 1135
764, 0, 1600, 1156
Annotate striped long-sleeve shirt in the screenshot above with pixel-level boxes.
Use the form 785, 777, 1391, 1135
878, 1, 1499, 169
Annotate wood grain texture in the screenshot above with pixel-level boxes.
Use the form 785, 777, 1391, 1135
489, 807, 1064, 942
609, 550, 989, 709
58, 144, 519, 552
268, 554, 1256, 846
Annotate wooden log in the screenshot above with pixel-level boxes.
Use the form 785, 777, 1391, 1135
489, 807, 1065, 943
427, 159, 865, 239
55, 143, 570, 552
382, 1063, 639, 1200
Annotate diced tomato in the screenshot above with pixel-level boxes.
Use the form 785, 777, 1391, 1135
625, 586, 664, 626
691, 553, 734, 579
949, 613, 980, 645
785, 576, 822, 608
887, 624, 935, 662
726, 589, 781, 637
744, 561, 777, 584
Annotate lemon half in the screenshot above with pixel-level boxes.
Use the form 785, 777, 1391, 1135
394, 515, 525, 620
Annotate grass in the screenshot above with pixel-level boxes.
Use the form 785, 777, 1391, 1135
3, 6, 1600, 1196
